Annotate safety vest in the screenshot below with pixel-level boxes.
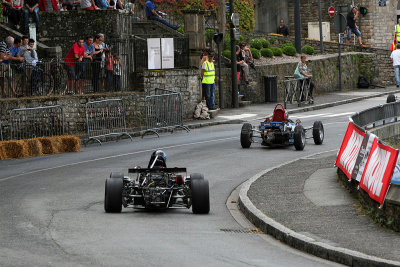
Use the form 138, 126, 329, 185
396, 24, 400, 42
202, 61, 215, 84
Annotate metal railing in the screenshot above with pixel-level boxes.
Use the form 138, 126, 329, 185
283, 76, 312, 108
85, 99, 132, 145
350, 101, 400, 129
142, 88, 189, 137
9, 105, 64, 140
0, 120, 3, 141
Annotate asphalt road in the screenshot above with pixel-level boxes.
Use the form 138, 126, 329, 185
0, 96, 388, 266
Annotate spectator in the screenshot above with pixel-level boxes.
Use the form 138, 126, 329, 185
0, 36, 16, 96
92, 33, 105, 92
346, 7, 365, 47
82, 36, 94, 80
3, 37, 24, 64
296, 55, 314, 101
113, 54, 122, 91
239, 41, 254, 69
200, 48, 210, 100
277, 19, 289, 36
2, 0, 11, 24
391, 43, 400, 88
201, 50, 216, 110
94, 0, 113, 10
3, 0, 23, 29
24, 0, 40, 32
61, 0, 80, 10
105, 50, 113, 91
64, 38, 85, 94
39, 0, 59, 11
80, 0, 98, 10
235, 45, 249, 84
145, 0, 180, 30
124, 0, 134, 13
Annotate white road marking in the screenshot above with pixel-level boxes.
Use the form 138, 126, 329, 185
219, 114, 258, 120
325, 112, 354, 117
291, 112, 354, 119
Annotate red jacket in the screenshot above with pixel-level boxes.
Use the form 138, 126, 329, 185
39, 0, 59, 11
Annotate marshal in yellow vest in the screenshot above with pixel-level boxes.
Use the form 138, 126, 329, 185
202, 61, 215, 84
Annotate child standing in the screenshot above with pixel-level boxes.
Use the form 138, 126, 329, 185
113, 54, 122, 91
105, 51, 113, 92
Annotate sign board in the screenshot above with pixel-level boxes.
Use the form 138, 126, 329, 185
147, 38, 161, 70
334, 13, 346, 33
161, 38, 174, 69
328, 6, 335, 17
231, 13, 239, 27
379, 0, 387, 6
338, 33, 345, 44
225, 2, 230, 13
233, 28, 240, 41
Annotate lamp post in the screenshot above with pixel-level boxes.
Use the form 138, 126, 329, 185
294, 0, 301, 54
229, 0, 238, 108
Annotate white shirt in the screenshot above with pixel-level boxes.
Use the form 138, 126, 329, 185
391, 49, 400, 66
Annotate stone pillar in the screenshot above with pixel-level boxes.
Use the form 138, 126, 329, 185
182, 10, 206, 68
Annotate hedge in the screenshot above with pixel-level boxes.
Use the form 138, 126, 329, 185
282, 46, 297, 56
260, 48, 273, 58
250, 48, 261, 59
302, 45, 315, 55
271, 47, 283, 56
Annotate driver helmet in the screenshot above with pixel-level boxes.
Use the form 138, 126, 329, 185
148, 150, 167, 168
154, 150, 167, 162
285, 111, 289, 119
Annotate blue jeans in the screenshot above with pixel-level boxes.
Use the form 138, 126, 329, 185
25, 7, 40, 30
347, 27, 361, 40
204, 83, 215, 109
147, 15, 179, 30
395, 66, 400, 86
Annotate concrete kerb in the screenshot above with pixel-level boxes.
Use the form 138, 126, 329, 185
237, 152, 400, 267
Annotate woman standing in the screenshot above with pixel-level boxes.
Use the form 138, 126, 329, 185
297, 55, 314, 101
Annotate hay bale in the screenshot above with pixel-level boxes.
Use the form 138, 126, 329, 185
0, 144, 6, 160
2, 140, 29, 159
26, 138, 43, 157
59, 135, 81, 152
38, 137, 59, 155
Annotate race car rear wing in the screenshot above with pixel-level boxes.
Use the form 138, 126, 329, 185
128, 168, 187, 174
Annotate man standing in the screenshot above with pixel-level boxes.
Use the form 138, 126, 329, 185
145, 0, 180, 30
346, 7, 365, 47
391, 43, 400, 87
394, 18, 400, 48
64, 38, 85, 94
83, 36, 94, 80
201, 51, 216, 110
24, 0, 40, 32
277, 19, 289, 36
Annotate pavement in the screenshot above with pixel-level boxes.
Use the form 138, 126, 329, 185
185, 86, 400, 267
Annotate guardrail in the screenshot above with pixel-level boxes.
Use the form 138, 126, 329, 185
351, 101, 400, 129
85, 99, 132, 145
283, 76, 312, 108
9, 105, 64, 140
142, 88, 189, 137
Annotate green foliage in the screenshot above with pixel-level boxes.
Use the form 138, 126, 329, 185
301, 45, 314, 55
260, 38, 270, 48
250, 48, 260, 59
232, 0, 255, 32
224, 34, 231, 50
281, 42, 294, 50
250, 39, 263, 50
223, 49, 231, 59
205, 29, 217, 44
269, 38, 276, 45
177, 26, 184, 34
271, 47, 283, 56
282, 46, 297, 56
260, 48, 273, 58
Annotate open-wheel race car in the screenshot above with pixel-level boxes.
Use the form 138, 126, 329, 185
240, 104, 324, 150
104, 150, 210, 214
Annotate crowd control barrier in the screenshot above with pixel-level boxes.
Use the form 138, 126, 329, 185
85, 99, 132, 145
283, 76, 312, 108
9, 105, 64, 140
143, 88, 189, 137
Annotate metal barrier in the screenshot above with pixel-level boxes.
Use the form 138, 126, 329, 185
143, 88, 189, 137
0, 120, 3, 141
351, 101, 400, 129
283, 76, 312, 108
85, 99, 132, 145
9, 105, 64, 140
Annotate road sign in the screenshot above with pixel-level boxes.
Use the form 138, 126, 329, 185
225, 2, 230, 13
231, 13, 239, 27
334, 13, 346, 33
338, 33, 345, 44
328, 6, 335, 17
232, 28, 240, 40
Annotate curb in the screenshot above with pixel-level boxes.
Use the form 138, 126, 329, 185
237, 153, 400, 267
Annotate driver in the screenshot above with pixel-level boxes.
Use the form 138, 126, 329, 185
148, 150, 167, 168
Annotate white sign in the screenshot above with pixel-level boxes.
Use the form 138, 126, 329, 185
147, 38, 161, 70
161, 38, 174, 69
231, 13, 239, 27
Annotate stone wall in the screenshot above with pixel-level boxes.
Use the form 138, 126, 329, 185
254, 0, 289, 34
285, 0, 398, 50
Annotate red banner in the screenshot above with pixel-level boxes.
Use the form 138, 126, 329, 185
335, 122, 365, 178
359, 140, 398, 204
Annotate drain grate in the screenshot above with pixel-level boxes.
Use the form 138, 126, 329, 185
220, 228, 263, 234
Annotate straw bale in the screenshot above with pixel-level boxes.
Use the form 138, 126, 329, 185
2, 140, 29, 159
0, 144, 6, 160
38, 137, 59, 155
26, 138, 43, 157
59, 135, 81, 152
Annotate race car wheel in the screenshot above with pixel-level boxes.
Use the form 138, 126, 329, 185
312, 121, 324, 145
191, 178, 210, 214
190, 173, 204, 180
294, 125, 305, 151
240, 123, 253, 148
104, 178, 123, 213
110, 172, 124, 179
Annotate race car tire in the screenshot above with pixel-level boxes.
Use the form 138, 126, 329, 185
312, 121, 324, 145
104, 178, 123, 213
190, 173, 204, 180
191, 178, 210, 214
240, 123, 253, 148
387, 94, 396, 103
110, 172, 124, 179
294, 125, 306, 151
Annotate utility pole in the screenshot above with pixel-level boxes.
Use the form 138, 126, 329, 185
217, 0, 226, 108
229, 0, 238, 108
294, 0, 301, 54
318, 0, 324, 53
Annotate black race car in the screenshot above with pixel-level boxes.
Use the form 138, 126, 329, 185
104, 150, 210, 214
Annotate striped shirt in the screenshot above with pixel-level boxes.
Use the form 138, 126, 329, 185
0, 41, 10, 63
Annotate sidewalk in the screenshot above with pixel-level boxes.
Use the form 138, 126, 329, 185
202, 86, 400, 266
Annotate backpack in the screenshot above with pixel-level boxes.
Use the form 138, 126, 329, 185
357, 77, 369, 89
